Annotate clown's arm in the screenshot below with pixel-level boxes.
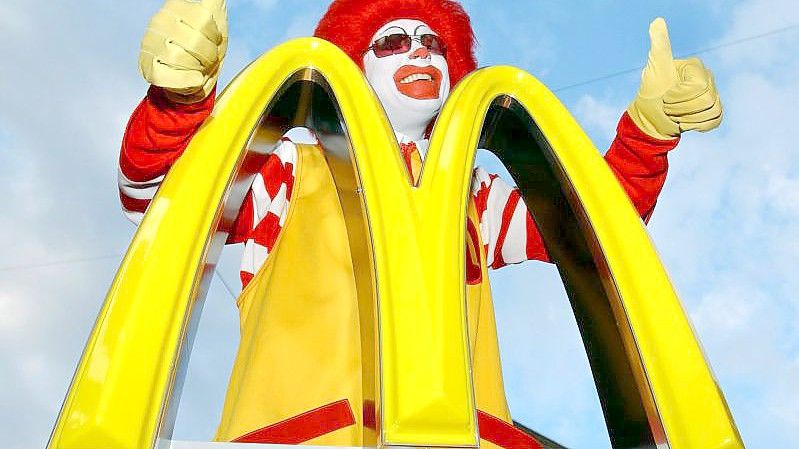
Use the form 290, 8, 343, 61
119, 84, 307, 287
480, 18, 722, 268
475, 110, 678, 267
120, 0, 228, 223
118, 86, 216, 223
120, 0, 307, 288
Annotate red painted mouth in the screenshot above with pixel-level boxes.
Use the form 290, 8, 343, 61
393, 65, 443, 100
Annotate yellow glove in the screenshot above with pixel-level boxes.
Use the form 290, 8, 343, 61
139, 0, 228, 104
627, 18, 723, 140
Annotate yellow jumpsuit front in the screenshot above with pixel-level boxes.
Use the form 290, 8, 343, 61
216, 144, 522, 448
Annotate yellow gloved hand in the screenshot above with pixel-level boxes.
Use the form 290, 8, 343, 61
139, 0, 228, 104
627, 18, 723, 140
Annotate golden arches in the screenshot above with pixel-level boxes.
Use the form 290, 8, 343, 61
48, 38, 743, 449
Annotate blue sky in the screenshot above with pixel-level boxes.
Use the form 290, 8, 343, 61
1, 1, 798, 448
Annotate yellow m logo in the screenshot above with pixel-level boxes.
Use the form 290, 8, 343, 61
49, 39, 743, 449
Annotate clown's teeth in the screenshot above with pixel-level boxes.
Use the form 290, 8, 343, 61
399, 73, 434, 84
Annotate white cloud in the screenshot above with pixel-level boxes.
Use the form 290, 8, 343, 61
644, 1, 799, 445
691, 281, 755, 338
716, 0, 799, 68
0, 292, 30, 334
491, 2, 799, 447
0, 2, 31, 36
470, 4, 555, 77
242, 0, 279, 12
573, 94, 626, 141
0, 2, 157, 447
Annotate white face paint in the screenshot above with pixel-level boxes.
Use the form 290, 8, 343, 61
363, 19, 451, 141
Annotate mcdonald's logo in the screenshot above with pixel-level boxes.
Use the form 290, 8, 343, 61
48, 38, 744, 449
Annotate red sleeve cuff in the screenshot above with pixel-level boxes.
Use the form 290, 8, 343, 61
617, 111, 680, 155
119, 86, 216, 182
146, 85, 216, 114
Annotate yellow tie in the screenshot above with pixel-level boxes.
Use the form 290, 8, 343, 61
400, 142, 423, 185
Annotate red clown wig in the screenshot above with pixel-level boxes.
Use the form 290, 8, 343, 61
314, 0, 477, 86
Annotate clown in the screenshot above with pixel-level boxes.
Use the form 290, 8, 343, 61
120, 0, 722, 446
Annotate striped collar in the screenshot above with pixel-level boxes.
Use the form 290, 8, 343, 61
395, 131, 430, 160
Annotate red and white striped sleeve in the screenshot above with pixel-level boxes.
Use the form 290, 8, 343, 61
118, 87, 319, 288
237, 128, 319, 287
471, 167, 550, 269
472, 111, 680, 270
118, 86, 215, 223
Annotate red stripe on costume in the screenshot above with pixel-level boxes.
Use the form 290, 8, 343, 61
525, 214, 550, 263
232, 399, 356, 444
477, 410, 543, 449
284, 162, 295, 198
119, 191, 151, 213
226, 193, 254, 245
491, 189, 521, 268
261, 154, 296, 200
252, 212, 282, 250
400, 142, 415, 171
239, 271, 254, 289
466, 218, 483, 284
473, 173, 498, 219
362, 399, 376, 430
263, 155, 285, 199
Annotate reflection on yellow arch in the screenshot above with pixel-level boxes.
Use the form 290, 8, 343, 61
48, 38, 744, 449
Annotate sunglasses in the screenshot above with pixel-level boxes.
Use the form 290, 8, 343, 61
365, 33, 447, 58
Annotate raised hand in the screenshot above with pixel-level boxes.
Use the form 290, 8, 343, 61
139, 0, 228, 104
627, 18, 723, 140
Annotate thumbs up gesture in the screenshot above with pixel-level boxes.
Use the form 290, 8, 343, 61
139, 0, 228, 104
627, 18, 723, 140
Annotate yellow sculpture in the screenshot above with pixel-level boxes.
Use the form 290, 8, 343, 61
48, 38, 743, 449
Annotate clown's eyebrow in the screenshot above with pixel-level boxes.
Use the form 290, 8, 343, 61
379, 26, 407, 36
414, 24, 434, 35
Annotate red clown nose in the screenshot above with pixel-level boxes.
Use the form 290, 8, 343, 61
313, 0, 478, 87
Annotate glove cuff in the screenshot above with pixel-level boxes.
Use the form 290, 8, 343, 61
163, 74, 218, 105
627, 97, 680, 141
